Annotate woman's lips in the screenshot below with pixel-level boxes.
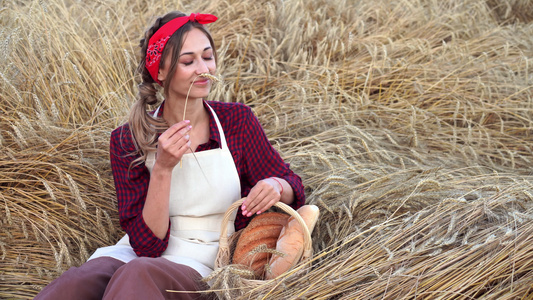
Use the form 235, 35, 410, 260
193, 79, 209, 85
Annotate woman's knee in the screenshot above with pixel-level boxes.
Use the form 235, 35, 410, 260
104, 258, 209, 300
115, 257, 162, 277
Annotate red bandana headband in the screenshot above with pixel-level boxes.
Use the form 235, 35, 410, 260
145, 13, 218, 85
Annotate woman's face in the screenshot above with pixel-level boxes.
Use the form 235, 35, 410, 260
158, 27, 216, 102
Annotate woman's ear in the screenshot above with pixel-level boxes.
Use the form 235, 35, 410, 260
157, 69, 166, 83
157, 58, 169, 82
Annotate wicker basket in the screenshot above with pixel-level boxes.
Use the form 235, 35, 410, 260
214, 198, 313, 280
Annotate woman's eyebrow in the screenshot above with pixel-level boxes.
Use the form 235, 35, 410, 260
179, 46, 212, 57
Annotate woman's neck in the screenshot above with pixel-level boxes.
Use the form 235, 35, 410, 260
163, 97, 207, 126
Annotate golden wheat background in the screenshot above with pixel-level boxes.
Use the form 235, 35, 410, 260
1, 0, 532, 299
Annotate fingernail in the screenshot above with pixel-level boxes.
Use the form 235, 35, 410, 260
257, 211, 262, 214
185, 120, 190, 123
184, 135, 190, 140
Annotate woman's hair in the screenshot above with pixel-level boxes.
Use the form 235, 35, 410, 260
128, 11, 218, 167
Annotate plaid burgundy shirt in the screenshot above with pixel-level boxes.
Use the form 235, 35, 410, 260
109, 100, 305, 257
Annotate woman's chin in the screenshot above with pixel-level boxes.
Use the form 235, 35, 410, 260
196, 88, 212, 99
180, 88, 211, 100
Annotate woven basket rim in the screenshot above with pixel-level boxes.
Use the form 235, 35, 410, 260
215, 198, 312, 271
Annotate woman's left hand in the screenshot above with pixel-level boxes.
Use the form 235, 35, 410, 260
241, 178, 283, 217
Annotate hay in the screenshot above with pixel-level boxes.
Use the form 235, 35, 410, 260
1, 0, 532, 299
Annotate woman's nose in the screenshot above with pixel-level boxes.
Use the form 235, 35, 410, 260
196, 60, 209, 74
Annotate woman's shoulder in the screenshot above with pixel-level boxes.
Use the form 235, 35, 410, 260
110, 123, 136, 154
111, 122, 132, 139
207, 100, 251, 115
206, 101, 255, 127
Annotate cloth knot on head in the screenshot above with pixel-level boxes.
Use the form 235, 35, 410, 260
189, 13, 198, 22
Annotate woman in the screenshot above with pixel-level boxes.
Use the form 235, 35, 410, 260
35, 11, 305, 300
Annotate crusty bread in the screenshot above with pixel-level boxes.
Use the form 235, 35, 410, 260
232, 212, 289, 277
266, 205, 320, 279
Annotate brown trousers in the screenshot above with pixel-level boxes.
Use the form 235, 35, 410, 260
34, 256, 214, 300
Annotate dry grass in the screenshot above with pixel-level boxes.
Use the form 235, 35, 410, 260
1, 0, 532, 299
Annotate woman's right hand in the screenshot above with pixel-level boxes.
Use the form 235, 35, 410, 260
154, 120, 192, 171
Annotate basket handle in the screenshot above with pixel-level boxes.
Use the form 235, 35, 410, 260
216, 198, 312, 269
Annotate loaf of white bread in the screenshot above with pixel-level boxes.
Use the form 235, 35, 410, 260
266, 204, 320, 279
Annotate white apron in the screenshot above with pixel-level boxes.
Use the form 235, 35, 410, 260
89, 104, 241, 277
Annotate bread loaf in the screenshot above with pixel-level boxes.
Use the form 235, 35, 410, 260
232, 212, 289, 278
266, 205, 319, 279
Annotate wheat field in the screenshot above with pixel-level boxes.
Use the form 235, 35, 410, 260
1, 0, 532, 299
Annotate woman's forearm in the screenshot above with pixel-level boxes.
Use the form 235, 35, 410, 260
142, 164, 172, 240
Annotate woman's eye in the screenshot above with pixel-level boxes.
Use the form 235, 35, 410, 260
182, 61, 193, 66
203, 56, 213, 61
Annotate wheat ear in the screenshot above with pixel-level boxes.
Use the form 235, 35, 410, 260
180, 73, 220, 171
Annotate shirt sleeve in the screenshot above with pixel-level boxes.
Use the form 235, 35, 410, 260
241, 105, 306, 211
109, 125, 170, 257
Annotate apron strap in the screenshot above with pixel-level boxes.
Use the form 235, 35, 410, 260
205, 102, 229, 150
